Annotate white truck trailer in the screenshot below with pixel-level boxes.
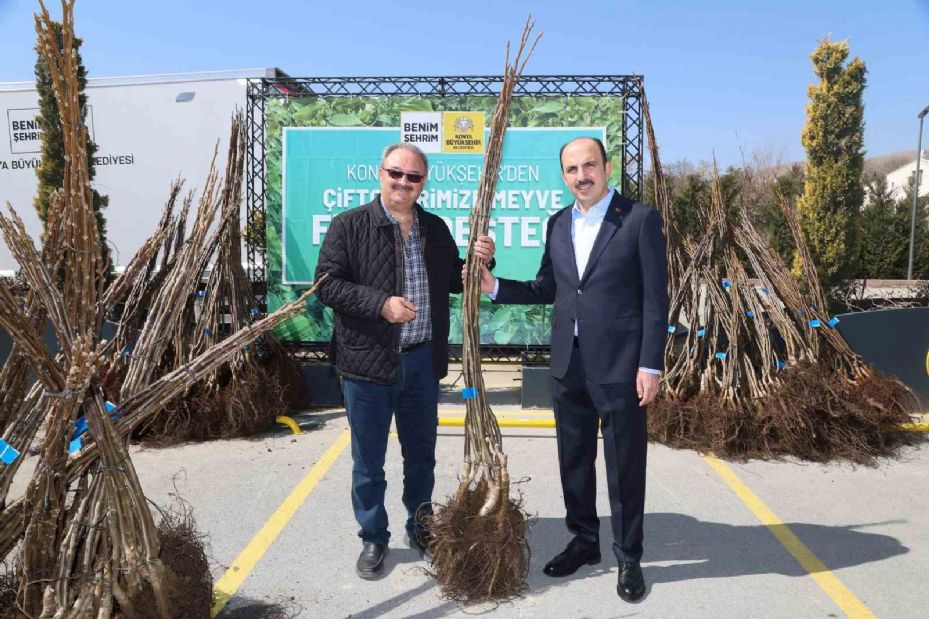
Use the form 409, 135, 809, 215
0, 68, 286, 272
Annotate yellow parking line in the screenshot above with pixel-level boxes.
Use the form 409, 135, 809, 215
438, 411, 929, 433
704, 455, 875, 619
211, 429, 351, 617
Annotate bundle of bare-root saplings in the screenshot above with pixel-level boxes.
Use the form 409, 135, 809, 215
641, 90, 915, 463
0, 1, 323, 616
98, 116, 308, 446
427, 19, 539, 603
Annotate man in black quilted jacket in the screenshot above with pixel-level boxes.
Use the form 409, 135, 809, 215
315, 143, 495, 579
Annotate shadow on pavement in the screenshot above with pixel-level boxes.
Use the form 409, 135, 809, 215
218, 594, 303, 618
527, 513, 909, 595
333, 511, 906, 616
346, 579, 459, 619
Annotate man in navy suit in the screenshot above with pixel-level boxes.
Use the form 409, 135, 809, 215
477, 137, 668, 601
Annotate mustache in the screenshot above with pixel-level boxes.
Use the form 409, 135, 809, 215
391, 182, 414, 191
575, 180, 594, 188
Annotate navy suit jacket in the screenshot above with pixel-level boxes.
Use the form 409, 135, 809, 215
495, 192, 669, 384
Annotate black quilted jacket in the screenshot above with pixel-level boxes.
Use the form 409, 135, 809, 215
315, 199, 466, 384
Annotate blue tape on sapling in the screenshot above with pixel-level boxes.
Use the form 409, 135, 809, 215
0, 439, 21, 465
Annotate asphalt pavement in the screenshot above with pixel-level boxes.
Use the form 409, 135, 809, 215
121, 364, 928, 618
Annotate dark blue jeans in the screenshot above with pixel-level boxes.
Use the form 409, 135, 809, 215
342, 342, 439, 545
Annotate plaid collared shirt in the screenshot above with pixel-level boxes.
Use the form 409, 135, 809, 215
381, 200, 432, 347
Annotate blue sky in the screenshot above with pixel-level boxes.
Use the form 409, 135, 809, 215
1, 0, 927, 168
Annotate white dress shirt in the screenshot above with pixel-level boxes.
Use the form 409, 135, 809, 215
490, 187, 660, 375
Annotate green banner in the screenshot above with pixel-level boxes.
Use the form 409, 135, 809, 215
265, 95, 624, 345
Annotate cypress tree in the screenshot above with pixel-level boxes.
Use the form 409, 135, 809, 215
794, 38, 866, 292
33, 20, 110, 268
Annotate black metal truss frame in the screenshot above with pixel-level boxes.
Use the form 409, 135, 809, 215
246, 75, 643, 362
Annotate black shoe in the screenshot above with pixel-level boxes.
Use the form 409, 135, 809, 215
356, 542, 387, 579
407, 530, 433, 560
617, 560, 646, 602
543, 536, 601, 577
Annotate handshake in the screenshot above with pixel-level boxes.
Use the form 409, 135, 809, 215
381, 235, 497, 324
460, 235, 497, 294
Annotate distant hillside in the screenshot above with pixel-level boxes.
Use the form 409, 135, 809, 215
863, 151, 918, 177
651, 151, 920, 179
762, 150, 918, 179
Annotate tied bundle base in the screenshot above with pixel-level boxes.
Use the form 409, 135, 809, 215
120, 359, 304, 447
427, 481, 529, 603
0, 509, 212, 619
649, 362, 918, 464
131, 510, 213, 618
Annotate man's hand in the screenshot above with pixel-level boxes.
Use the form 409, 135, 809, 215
478, 262, 497, 294
473, 235, 495, 263
636, 371, 660, 406
461, 262, 497, 294
381, 296, 417, 323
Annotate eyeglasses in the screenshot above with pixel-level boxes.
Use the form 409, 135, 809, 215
381, 168, 425, 184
